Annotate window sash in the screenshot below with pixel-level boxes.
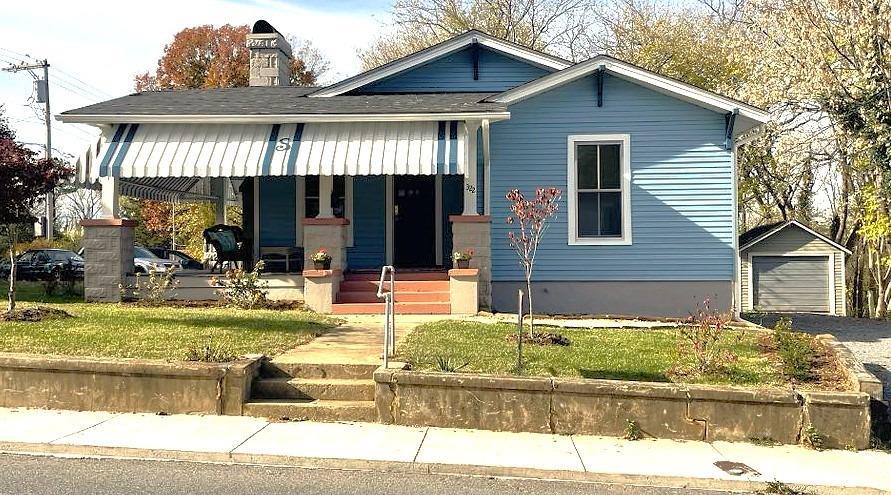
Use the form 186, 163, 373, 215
576, 143, 623, 239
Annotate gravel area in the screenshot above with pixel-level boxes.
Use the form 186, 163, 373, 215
743, 313, 891, 400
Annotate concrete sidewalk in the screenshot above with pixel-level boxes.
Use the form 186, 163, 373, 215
0, 408, 888, 494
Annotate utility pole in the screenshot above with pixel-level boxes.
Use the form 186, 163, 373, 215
3, 59, 54, 240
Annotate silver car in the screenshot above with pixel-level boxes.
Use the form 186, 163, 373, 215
133, 246, 181, 273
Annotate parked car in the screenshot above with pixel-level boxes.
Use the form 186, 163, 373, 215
133, 246, 181, 273
0, 249, 84, 281
145, 247, 204, 270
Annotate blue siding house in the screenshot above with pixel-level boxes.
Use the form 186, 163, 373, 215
62, 22, 768, 316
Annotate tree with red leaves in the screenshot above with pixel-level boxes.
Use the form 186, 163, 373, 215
0, 128, 72, 313
506, 187, 561, 337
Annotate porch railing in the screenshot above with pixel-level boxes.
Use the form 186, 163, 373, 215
377, 265, 396, 368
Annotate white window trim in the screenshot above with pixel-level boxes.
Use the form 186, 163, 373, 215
567, 134, 632, 246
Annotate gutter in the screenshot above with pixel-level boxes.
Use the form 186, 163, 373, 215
56, 111, 512, 125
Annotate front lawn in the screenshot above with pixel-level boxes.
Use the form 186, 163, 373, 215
397, 320, 781, 386
0, 283, 338, 360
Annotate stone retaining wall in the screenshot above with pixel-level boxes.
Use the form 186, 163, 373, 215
0, 353, 262, 415
375, 337, 876, 449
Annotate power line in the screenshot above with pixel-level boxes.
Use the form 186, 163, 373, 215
0, 48, 113, 99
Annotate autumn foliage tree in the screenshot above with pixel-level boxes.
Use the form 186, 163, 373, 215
134, 24, 328, 90
505, 187, 561, 337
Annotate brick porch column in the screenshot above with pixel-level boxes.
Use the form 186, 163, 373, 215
302, 218, 349, 313
449, 215, 491, 309
81, 219, 135, 302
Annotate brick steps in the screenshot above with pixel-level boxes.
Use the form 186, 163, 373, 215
336, 290, 450, 303
242, 399, 377, 422
332, 302, 451, 315
331, 270, 452, 315
339, 280, 450, 292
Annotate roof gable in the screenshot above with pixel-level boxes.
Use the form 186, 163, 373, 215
311, 30, 571, 97
487, 54, 769, 135
351, 45, 552, 94
739, 220, 851, 254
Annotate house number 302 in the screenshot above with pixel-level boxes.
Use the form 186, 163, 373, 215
465, 183, 476, 193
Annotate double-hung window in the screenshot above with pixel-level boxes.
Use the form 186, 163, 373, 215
568, 134, 631, 245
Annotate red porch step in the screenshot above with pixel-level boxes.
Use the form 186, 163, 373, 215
331, 302, 451, 315
336, 290, 450, 303
339, 280, 450, 292
331, 270, 452, 314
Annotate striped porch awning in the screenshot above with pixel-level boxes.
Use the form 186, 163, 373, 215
76, 121, 466, 183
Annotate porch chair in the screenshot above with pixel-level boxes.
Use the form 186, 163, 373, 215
203, 224, 248, 274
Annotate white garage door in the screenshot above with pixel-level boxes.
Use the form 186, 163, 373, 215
753, 256, 830, 313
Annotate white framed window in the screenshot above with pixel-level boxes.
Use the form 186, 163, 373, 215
567, 134, 632, 245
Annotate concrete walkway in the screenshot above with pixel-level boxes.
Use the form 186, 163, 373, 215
0, 407, 888, 494
274, 315, 460, 365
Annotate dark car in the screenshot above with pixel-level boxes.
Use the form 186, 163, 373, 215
0, 249, 84, 281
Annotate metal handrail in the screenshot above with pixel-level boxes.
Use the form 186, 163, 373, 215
377, 265, 396, 368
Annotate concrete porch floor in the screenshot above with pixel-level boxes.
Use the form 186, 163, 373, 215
272, 315, 465, 366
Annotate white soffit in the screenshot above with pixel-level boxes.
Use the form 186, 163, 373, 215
489, 55, 770, 126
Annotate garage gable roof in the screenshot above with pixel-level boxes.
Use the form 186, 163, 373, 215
739, 220, 852, 255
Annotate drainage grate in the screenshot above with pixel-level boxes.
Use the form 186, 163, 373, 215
714, 460, 760, 476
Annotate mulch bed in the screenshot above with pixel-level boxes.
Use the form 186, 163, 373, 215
121, 299, 304, 311
758, 333, 850, 391
1, 306, 73, 322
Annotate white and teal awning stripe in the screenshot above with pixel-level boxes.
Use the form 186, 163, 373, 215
78, 121, 465, 182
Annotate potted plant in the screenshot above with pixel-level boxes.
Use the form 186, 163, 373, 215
311, 248, 332, 270
452, 249, 473, 269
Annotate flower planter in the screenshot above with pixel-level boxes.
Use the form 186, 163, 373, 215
313, 260, 331, 270
456, 259, 470, 269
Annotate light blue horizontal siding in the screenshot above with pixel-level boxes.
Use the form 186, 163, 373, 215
258, 177, 296, 247
348, 176, 387, 269
489, 74, 734, 282
357, 47, 551, 93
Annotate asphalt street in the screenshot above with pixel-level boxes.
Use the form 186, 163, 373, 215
0, 453, 749, 495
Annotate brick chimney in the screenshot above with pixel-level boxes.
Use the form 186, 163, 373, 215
246, 20, 292, 86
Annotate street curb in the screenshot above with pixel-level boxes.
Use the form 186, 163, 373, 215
0, 442, 885, 495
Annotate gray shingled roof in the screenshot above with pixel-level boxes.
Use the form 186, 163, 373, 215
60, 87, 506, 116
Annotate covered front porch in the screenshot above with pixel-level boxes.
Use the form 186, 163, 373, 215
75, 117, 497, 314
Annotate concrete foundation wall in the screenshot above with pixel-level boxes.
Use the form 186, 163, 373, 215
0, 353, 261, 415
491, 280, 733, 317
375, 364, 873, 449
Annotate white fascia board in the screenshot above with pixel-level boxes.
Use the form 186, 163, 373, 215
309, 31, 570, 98
490, 56, 770, 125
740, 220, 852, 255
56, 111, 512, 125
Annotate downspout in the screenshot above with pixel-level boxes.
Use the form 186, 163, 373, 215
731, 126, 765, 321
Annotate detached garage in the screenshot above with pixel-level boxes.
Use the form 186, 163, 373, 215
739, 220, 850, 316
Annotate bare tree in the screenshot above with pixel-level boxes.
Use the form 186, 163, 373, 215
58, 185, 101, 232
360, 0, 596, 69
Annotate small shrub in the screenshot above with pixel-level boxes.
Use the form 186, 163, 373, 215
773, 318, 815, 381
678, 298, 737, 375
211, 260, 269, 309
623, 419, 643, 440
184, 342, 238, 363
119, 267, 180, 304
802, 424, 827, 451
748, 436, 781, 447
434, 356, 468, 373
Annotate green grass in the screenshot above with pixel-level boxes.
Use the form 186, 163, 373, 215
0, 282, 338, 361
397, 321, 780, 386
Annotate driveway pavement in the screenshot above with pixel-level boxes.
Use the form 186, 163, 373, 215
744, 313, 891, 400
